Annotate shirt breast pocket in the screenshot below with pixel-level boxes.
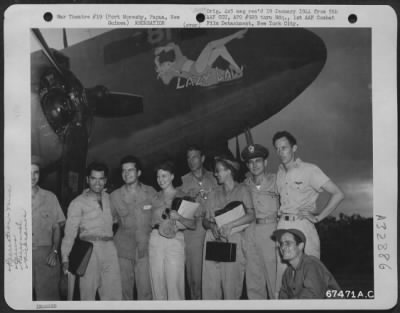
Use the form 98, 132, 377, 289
117, 206, 129, 217
140, 207, 152, 223
40, 210, 52, 221
39, 210, 53, 231
292, 180, 306, 192
82, 206, 101, 219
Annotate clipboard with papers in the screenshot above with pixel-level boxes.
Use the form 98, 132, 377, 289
214, 201, 250, 234
169, 197, 200, 230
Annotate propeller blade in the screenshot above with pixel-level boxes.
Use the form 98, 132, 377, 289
31, 28, 65, 76
244, 127, 254, 145
235, 136, 241, 161
86, 86, 144, 118
60, 124, 88, 208
62, 28, 68, 49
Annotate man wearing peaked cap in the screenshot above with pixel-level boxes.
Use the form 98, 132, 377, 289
272, 228, 341, 299
31, 155, 65, 300
241, 144, 269, 162
241, 143, 280, 300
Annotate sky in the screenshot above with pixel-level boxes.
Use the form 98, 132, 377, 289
31, 28, 373, 218
228, 28, 372, 218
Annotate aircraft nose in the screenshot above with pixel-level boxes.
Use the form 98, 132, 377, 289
84, 28, 327, 170
240, 28, 327, 117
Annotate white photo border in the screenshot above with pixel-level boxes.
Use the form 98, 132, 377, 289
3, 4, 398, 310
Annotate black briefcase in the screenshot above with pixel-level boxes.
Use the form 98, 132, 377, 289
69, 238, 93, 276
205, 241, 237, 262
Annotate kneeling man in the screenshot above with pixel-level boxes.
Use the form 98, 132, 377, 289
273, 228, 340, 299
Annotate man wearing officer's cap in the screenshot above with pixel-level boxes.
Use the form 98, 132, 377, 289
241, 144, 269, 162
273, 228, 341, 299
241, 143, 279, 299
31, 155, 65, 300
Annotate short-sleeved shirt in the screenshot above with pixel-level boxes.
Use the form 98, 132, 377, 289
110, 184, 157, 260
180, 170, 218, 218
244, 173, 279, 219
32, 187, 65, 248
61, 189, 114, 262
204, 183, 253, 222
276, 159, 330, 214
279, 254, 341, 299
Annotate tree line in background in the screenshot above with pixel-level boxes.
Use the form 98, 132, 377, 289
317, 214, 373, 293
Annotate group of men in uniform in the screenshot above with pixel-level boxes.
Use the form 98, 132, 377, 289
32, 130, 344, 301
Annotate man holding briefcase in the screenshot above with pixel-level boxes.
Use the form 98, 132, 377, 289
61, 162, 122, 300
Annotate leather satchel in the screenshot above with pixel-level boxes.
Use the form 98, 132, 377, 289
204, 201, 246, 262
68, 238, 93, 276
205, 240, 237, 262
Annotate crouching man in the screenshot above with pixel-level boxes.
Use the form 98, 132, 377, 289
273, 228, 341, 299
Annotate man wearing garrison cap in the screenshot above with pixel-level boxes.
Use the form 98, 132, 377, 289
272, 131, 344, 296
273, 228, 341, 299
241, 144, 280, 299
31, 155, 65, 300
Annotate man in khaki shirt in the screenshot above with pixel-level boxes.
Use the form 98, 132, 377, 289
61, 162, 122, 300
32, 155, 65, 300
273, 131, 344, 297
273, 228, 341, 299
180, 146, 217, 300
241, 144, 279, 299
110, 156, 156, 300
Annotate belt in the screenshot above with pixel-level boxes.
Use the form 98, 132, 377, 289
152, 224, 183, 232
256, 216, 277, 224
80, 235, 113, 242
279, 214, 298, 222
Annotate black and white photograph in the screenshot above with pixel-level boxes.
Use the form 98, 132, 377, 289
3, 4, 397, 311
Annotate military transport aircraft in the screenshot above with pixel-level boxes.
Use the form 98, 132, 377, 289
31, 27, 327, 208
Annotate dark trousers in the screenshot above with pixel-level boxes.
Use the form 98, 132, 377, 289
33, 246, 61, 300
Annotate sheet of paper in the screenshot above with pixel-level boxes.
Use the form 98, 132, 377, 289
3, 3, 397, 310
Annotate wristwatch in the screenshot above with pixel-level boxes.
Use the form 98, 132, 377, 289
53, 249, 58, 254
